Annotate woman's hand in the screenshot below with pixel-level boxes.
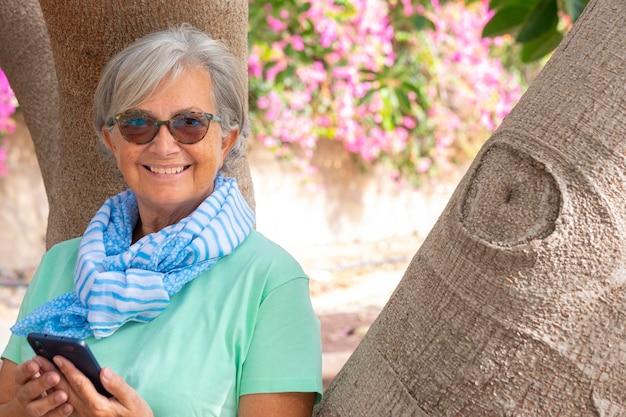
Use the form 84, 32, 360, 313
50, 356, 153, 417
0, 357, 72, 417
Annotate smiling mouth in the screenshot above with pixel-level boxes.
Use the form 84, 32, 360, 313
146, 166, 189, 175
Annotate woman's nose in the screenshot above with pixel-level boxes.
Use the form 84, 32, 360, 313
149, 124, 180, 155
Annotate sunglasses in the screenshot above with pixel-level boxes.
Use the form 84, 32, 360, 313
113, 111, 222, 145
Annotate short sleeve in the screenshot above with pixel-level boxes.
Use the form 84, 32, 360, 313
1, 301, 30, 363
239, 277, 323, 402
2, 239, 80, 363
1, 256, 51, 363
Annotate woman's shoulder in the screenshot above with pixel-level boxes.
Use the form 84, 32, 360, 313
36, 237, 82, 277
219, 230, 308, 287
47, 236, 82, 254
237, 231, 302, 266
17, 237, 81, 317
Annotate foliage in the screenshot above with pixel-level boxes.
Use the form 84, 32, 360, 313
481, 0, 587, 62
248, 0, 526, 187
0, 2, 533, 186
0, 68, 17, 177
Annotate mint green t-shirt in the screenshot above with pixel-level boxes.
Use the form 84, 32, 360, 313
2, 231, 322, 416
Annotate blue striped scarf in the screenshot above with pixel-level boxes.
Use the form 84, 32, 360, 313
12, 174, 255, 339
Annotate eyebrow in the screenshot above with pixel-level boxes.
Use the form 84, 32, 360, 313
123, 108, 207, 118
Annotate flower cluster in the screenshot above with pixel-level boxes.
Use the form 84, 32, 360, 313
0, 68, 17, 177
420, 0, 523, 176
249, 0, 396, 167
248, 0, 526, 186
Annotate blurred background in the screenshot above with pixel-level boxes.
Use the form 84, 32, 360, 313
1, 0, 585, 377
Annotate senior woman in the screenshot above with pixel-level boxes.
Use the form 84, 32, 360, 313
0, 25, 322, 417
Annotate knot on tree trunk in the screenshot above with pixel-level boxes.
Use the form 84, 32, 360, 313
461, 143, 561, 247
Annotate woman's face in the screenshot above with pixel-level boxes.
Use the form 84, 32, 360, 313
102, 66, 237, 223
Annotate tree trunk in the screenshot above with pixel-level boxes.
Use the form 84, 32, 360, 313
0, 0, 60, 226
315, 0, 626, 415
4, 0, 626, 415
2, 0, 254, 248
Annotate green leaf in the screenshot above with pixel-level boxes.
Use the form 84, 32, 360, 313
564, 0, 589, 21
488, 0, 537, 11
400, 81, 421, 95
411, 15, 436, 31
362, 89, 376, 103
400, 82, 427, 107
520, 28, 563, 62
395, 88, 412, 113
516, 0, 558, 42
387, 88, 400, 110
482, 6, 530, 37
298, 2, 312, 13
488, 0, 509, 9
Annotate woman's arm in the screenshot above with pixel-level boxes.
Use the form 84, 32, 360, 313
0, 359, 17, 404
238, 392, 316, 417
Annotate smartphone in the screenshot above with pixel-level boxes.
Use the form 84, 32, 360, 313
27, 332, 113, 398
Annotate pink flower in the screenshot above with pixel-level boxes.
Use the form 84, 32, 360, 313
247, 0, 525, 185
0, 66, 17, 177
248, 52, 263, 78
291, 35, 305, 51
257, 96, 270, 110
416, 158, 432, 173
402, 116, 417, 129
400, 0, 413, 16
266, 15, 287, 32
265, 60, 287, 83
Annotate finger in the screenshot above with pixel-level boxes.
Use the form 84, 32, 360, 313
101, 367, 148, 409
24, 373, 59, 396
15, 368, 63, 404
100, 368, 153, 416
32, 355, 58, 373
100, 367, 132, 402
12, 359, 73, 417
52, 355, 99, 399
52, 403, 74, 417
49, 403, 74, 417
28, 356, 66, 395
31, 355, 60, 394
13, 360, 41, 385
24, 390, 72, 417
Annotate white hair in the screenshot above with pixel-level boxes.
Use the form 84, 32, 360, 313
92, 24, 249, 171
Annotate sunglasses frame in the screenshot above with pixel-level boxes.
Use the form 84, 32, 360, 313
113, 111, 222, 145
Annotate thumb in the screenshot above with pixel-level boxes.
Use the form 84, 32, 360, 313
101, 368, 153, 415
101, 367, 137, 403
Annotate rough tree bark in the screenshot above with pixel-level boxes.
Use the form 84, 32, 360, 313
315, 0, 626, 415
2, 0, 625, 415
0, 0, 60, 231
0, 0, 255, 248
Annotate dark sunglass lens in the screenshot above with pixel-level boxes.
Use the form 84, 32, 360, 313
171, 113, 209, 144
118, 113, 156, 144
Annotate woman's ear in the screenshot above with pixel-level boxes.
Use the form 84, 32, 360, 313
101, 127, 117, 153
221, 128, 239, 159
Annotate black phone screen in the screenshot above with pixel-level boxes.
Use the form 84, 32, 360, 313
27, 332, 113, 397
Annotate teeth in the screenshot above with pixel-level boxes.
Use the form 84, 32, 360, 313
149, 166, 185, 174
